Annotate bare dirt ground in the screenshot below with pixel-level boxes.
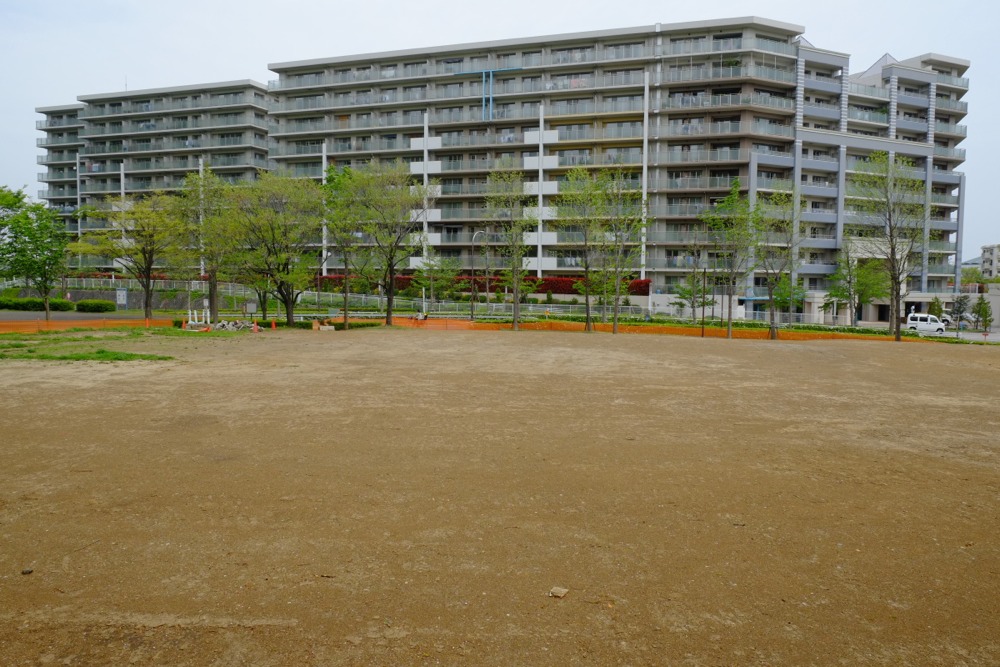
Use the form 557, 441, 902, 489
1, 328, 998, 666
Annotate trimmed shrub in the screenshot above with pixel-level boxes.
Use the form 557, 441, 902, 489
75, 299, 117, 313
0, 296, 74, 311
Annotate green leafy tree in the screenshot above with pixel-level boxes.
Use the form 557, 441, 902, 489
754, 190, 800, 339
951, 294, 971, 337
412, 248, 462, 308
174, 168, 236, 323
961, 266, 985, 288
847, 151, 927, 341
73, 193, 181, 319
773, 275, 807, 318
824, 232, 890, 326
323, 166, 363, 328
701, 180, 759, 339
928, 296, 944, 319
554, 167, 606, 332
971, 294, 992, 330
335, 160, 431, 325
226, 172, 325, 326
0, 188, 69, 320
597, 168, 644, 334
671, 270, 714, 322
485, 166, 536, 330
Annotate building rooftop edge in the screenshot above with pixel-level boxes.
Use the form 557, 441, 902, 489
268, 16, 805, 71
77, 79, 269, 102
35, 103, 86, 113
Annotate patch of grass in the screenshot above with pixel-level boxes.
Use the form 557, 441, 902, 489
0, 329, 176, 361
0, 348, 172, 361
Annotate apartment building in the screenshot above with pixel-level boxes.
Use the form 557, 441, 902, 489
265, 17, 968, 321
982, 245, 999, 279
38, 17, 969, 321
36, 81, 273, 268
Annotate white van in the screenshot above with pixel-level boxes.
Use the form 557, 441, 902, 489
906, 313, 946, 335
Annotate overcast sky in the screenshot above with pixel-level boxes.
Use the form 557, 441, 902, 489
2, 0, 994, 258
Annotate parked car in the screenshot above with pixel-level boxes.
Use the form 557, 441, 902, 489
907, 313, 946, 335
940, 312, 972, 327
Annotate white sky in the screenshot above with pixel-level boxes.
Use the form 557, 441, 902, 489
2, 0, 994, 258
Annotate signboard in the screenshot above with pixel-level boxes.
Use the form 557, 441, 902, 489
116, 288, 127, 307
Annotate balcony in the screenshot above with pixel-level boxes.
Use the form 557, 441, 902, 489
79, 95, 263, 119
848, 83, 890, 100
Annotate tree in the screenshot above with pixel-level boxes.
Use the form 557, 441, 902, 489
323, 166, 363, 329
671, 270, 714, 322
485, 166, 536, 331
824, 234, 890, 326
701, 180, 758, 339
0, 189, 69, 320
336, 160, 431, 326
847, 151, 927, 341
173, 169, 237, 323
773, 275, 806, 318
554, 167, 605, 332
928, 296, 944, 319
412, 248, 462, 309
596, 168, 644, 334
754, 190, 800, 339
952, 294, 971, 337
962, 266, 985, 288
227, 172, 325, 326
972, 294, 992, 331
74, 193, 180, 319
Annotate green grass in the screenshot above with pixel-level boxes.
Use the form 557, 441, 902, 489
0, 329, 174, 361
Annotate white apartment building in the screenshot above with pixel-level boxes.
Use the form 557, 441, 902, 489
981, 245, 999, 279
37, 81, 273, 269
38, 17, 969, 322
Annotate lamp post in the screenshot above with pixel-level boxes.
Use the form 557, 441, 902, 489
471, 230, 486, 320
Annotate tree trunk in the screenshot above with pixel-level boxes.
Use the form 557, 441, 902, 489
768, 287, 778, 340
143, 284, 154, 320
385, 266, 395, 326
583, 265, 593, 332
282, 290, 295, 327
208, 273, 219, 324
512, 278, 520, 331
43, 294, 51, 321
726, 285, 734, 339
341, 278, 350, 330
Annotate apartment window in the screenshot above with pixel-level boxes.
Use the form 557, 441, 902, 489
552, 47, 593, 64
403, 61, 427, 77
404, 85, 427, 101
219, 132, 243, 146
522, 51, 542, 66
437, 82, 463, 97
440, 57, 464, 73
606, 42, 643, 60
380, 64, 397, 79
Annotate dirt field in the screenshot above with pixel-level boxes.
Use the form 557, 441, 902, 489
1, 328, 998, 666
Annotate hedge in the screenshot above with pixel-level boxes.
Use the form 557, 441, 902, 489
315, 273, 652, 296
0, 296, 74, 311
75, 299, 117, 313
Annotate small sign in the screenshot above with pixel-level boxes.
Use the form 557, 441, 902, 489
245, 302, 258, 315
116, 288, 127, 307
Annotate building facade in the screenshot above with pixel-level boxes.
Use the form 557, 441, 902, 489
981, 245, 999, 279
38, 17, 969, 321
36, 81, 273, 268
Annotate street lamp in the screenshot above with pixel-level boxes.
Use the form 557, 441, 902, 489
471, 230, 486, 320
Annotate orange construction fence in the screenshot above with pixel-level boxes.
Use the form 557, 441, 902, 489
0, 318, 174, 334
